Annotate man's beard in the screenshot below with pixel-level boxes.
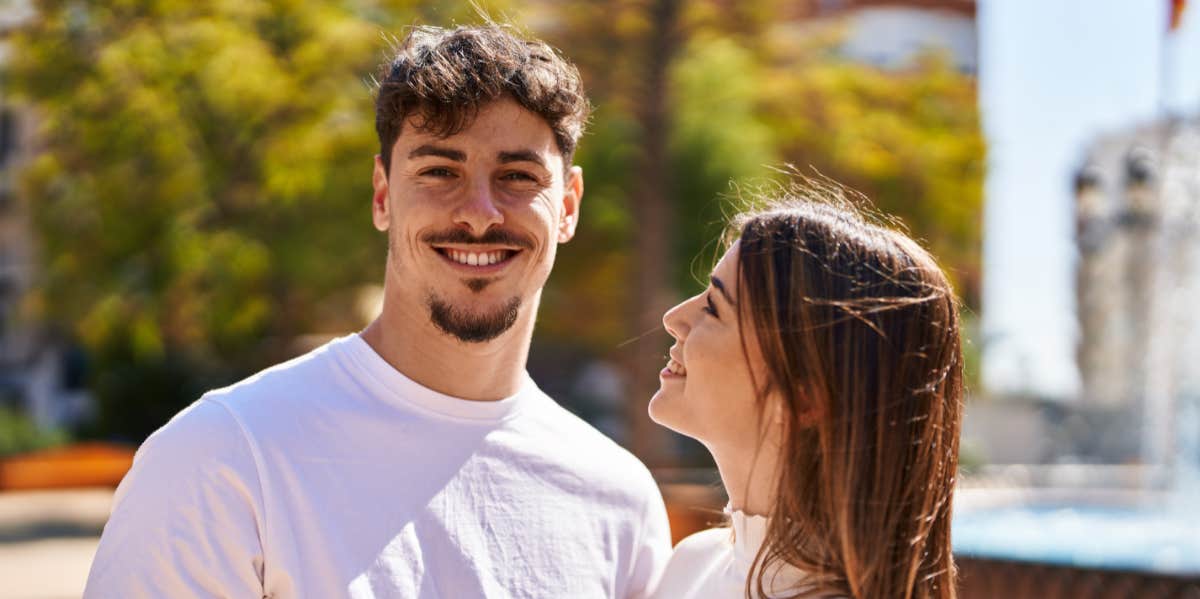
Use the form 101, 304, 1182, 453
386, 224, 531, 342
427, 294, 521, 343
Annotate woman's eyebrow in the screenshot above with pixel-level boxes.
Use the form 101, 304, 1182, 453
710, 276, 736, 306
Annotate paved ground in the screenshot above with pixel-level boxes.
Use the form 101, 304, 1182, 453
0, 489, 112, 599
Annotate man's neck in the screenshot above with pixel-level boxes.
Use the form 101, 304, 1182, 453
360, 296, 537, 401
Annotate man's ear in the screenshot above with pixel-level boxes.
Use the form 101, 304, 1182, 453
557, 165, 583, 243
372, 155, 390, 232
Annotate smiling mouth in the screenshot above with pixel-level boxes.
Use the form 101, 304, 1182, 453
432, 246, 521, 267
664, 356, 687, 376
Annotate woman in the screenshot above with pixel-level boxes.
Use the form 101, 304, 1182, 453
648, 187, 963, 599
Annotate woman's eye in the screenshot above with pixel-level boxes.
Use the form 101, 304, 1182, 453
702, 294, 719, 318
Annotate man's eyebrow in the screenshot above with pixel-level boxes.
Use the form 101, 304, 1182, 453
498, 149, 546, 169
409, 144, 466, 162
711, 276, 736, 305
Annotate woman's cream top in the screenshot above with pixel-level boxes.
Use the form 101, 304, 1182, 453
649, 508, 812, 598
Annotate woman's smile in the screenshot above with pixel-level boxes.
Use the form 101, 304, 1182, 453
662, 351, 687, 378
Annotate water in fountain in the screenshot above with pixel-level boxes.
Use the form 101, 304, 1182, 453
1162, 120, 1200, 527
953, 116, 1200, 576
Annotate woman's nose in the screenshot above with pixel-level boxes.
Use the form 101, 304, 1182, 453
662, 296, 693, 341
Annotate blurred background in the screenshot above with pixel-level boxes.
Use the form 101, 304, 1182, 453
0, 0, 1196, 597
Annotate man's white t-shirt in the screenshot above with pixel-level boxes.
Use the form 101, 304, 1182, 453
84, 334, 672, 598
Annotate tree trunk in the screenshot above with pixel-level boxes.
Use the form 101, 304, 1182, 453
625, 0, 681, 466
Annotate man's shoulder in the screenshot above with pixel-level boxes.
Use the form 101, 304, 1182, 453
672, 526, 731, 558
152, 336, 355, 455
530, 392, 640, 459
204, 336, 346, 407
126, 397, 258, 491
525, 390, 661, 495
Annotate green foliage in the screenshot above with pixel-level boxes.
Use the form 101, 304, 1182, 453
761, 36, 986, 306
538, 102, 639, 349
5, 0, 502, 441
5, 0, 984, 442
668, 36, 779, 291
0, 408, 68, 457
538, 9, 983, 362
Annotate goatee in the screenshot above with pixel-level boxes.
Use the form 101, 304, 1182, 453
427, 295, 521, 343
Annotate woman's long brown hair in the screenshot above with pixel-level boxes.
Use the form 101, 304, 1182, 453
731, 190, 963, 599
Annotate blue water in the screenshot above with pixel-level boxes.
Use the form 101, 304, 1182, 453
952, 504, 1200, 575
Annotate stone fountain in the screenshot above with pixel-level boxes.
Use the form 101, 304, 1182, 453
952, 117, 1200, 597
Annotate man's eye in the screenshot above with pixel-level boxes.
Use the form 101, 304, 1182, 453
501, 171, 538, 182
421, 167, 455, 178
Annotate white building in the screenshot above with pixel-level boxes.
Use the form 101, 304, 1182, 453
786, 0, 977, 73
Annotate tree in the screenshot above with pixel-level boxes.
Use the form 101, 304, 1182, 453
533, 4, 984, 462
760, 28, 986, 306
5, 0, 507, 440
6, 0, 984, 447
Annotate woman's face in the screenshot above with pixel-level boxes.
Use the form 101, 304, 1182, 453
649, 244, 772, 449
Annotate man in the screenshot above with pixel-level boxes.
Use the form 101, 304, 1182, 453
84, 24, 671, 598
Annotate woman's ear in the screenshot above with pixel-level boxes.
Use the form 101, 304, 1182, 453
759, 377, 818, 432
760, 391, 790, 434
772, 396, 787, 427
757, 394, 790, 448
788, 391, 821, 429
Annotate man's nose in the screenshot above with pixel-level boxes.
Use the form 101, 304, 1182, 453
452, 180, 504, 235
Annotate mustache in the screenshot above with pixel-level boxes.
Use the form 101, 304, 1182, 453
420, 228, 535, 250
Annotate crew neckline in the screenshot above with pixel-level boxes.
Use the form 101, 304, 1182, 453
726, 505, 813, 597
728, 506, 772, 574
334, 333, 539, 423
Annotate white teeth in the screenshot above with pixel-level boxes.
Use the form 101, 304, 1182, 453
442, 248, 514, 266
666, 358, 686, 376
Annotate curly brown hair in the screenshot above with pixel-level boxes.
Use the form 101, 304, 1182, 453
374, 24, 591, 174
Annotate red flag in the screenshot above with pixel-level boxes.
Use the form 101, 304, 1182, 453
1170, 0, 1187, 31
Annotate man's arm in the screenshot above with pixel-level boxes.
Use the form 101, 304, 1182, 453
84, 399, 267, 599
623, 471, 673, 599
